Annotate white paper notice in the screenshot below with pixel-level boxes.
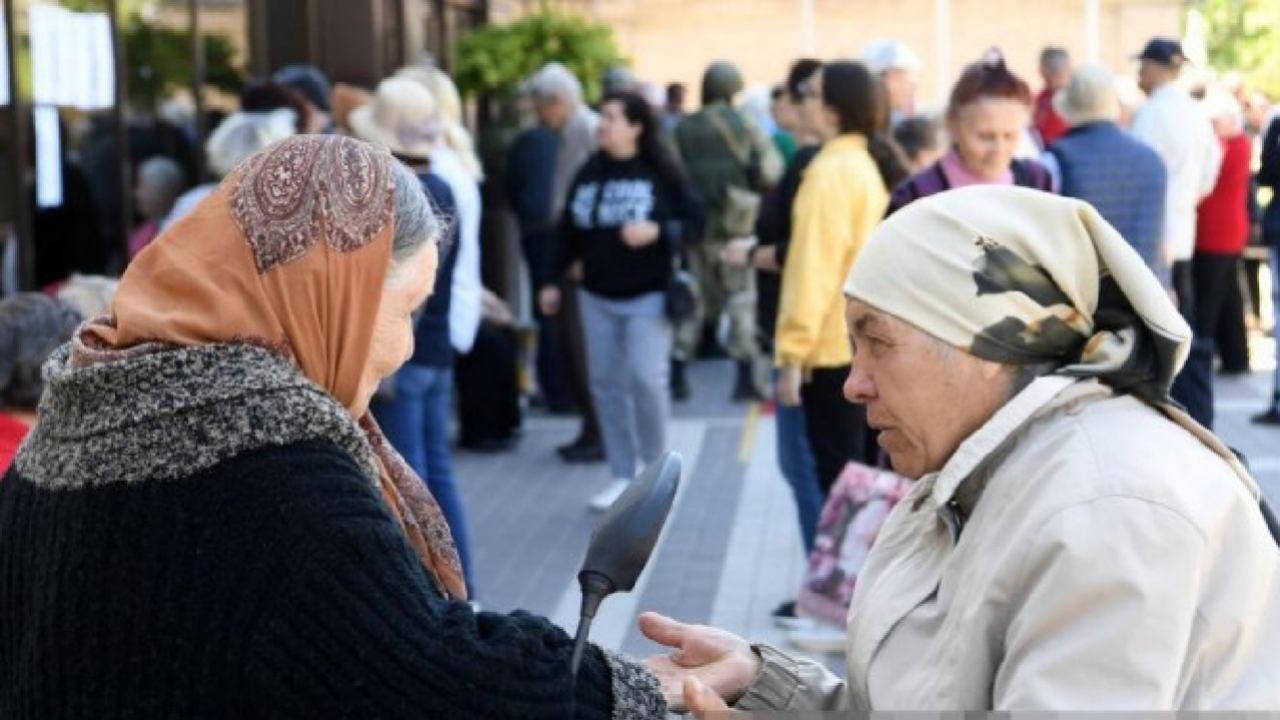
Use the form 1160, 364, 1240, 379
29, 5, 62, 106
34, 106, 63, 209
0, 13, 9, 106
85, 13, 115, 109
29, 7, 114, 110
65, 13, 92, 109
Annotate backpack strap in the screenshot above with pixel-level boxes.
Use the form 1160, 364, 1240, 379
705, 107, 752, 167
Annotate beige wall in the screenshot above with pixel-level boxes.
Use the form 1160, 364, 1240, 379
495, 0, 1182, 109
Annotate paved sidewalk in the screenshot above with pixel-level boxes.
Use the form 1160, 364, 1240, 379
455, 355, 1279, 674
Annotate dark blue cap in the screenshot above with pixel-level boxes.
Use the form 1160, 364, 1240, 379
1135, 37, 1186, 67
273, 64, 332, 113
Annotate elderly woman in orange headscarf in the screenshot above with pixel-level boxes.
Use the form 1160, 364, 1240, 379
0, 135, 667, 719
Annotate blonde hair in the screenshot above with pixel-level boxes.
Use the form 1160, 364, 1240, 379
396, 65, 484, 181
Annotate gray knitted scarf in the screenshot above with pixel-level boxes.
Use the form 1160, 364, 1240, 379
15, 341, 377, 491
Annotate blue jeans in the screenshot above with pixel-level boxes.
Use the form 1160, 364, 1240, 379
372, 364, 475, 596
773, 369, 822, 556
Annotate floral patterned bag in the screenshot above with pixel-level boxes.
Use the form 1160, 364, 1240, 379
795, 461, 912, 628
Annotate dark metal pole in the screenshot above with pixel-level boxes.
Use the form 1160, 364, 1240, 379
108, 0, 132, 269
3, 0, 33, 290
305, 0, 320, 66
188, 0, 205, 182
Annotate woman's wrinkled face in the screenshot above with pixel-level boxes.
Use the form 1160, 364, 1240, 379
843, 300, 1012, 478
947, 97, 1030, 180
355, 243, 439, 415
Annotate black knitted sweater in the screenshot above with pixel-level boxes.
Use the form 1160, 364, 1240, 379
0, 342, 666, 719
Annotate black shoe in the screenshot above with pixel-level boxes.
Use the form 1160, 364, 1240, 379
771, 599, 812, 630
732, 360, 764, 403
560, 440, 605, 463
697, 324, 727, 359
1252, 409, 1280, 426
556, 434, 591, 457
671, 359, 690, 402
459, 436, 519, 453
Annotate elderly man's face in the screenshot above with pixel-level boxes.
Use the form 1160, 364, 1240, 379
536, 97, 573, 131
843, 301, 1012, 478
882, 69, 917, 116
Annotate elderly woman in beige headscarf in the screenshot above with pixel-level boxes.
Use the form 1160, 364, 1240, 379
639, 185, 1280, 713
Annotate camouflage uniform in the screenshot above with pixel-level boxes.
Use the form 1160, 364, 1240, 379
672, 62, 782, 364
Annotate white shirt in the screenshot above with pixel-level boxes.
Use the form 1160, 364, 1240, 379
1130, 83, 1223, 262
430, 147, 484, 355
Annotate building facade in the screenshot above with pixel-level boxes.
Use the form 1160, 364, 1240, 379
493, 0, 1181, 108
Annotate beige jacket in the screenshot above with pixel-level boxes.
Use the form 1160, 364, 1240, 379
738, 377, 1280, 711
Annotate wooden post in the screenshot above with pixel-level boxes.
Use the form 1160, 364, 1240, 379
108, 0, 131, 270
188, 0, 205, 182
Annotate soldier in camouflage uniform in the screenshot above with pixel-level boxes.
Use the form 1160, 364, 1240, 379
673, 61, 783, 401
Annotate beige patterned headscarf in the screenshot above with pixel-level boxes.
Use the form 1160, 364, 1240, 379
844, 185, 1191, 406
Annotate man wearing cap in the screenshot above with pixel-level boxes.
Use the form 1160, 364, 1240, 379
1129, 37, 1223, 428
673, 60, 783, 402
860, 40, 924, 127
1043, 63, 1167, 281
274, 64, 335, 134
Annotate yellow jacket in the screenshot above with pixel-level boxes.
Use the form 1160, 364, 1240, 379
776, 134, 888, 369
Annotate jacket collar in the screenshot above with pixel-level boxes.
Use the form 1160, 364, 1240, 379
924, 375, 1079, 511
923, 374, 1261, 515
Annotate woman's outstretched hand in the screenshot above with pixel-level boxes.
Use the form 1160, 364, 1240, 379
684, 676, 737, 718
638, 612, 760, 713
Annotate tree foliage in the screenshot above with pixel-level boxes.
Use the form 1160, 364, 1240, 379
1197, 0, 1280, 98
56, 0, 245, 110
121, 19, 244, 109
453, 8, 626, 101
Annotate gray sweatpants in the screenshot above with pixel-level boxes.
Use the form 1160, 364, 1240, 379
578, 290, 672, 480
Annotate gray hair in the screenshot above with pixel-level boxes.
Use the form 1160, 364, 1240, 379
1004, 360, 1060, 399
924, 332, 1058, 402
0, 294, 83, 410
388, 160, 451, 284
137, 156, 186, 200
527, 62, 584, 107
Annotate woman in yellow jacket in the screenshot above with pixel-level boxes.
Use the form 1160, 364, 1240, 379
776, 61, 908, 494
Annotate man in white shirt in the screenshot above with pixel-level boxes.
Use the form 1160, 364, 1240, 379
1129, 37, 1224, 427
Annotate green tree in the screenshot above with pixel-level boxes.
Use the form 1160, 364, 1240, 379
453, 8, 627, 102
1195, 0, 1280, 97
58, 0, 245, 110
121, 20, 244, 109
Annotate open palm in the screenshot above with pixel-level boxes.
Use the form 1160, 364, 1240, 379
639, 612, 760, 713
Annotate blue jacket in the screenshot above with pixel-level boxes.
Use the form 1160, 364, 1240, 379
410, 172, 459, 368
1048, 123, 1167, 279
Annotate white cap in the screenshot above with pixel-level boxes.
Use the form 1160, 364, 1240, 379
860, 39, 924, 75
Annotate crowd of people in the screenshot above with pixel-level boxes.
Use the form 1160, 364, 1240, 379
1, 27, 1279, 716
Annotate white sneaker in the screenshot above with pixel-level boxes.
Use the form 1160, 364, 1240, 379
787, 626, 846, 654
588, 479, 631, 512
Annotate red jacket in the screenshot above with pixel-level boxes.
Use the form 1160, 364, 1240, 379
1196, 133, 1251, 255
1034, 88, 1069, 147
0, 413, 30, 476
